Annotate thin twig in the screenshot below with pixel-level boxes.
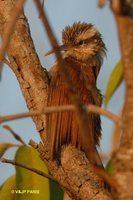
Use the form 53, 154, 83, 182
100, 153, 110, 161
29, 139, 39, 149
93, 165, 119, 191
98, 0, 108, 7
0, 104, 122, 126
38, 0, 45, 18
3, 58, 12, 68
112, 124, 121, 151
0, 0, 26, 71
0, 143, 22, 148
3, 125, 26, 145
86, 105, 122, 126
0, 110, 41, 123
0, 157, 58, 183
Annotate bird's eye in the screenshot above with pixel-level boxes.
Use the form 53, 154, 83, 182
78, 40, 85, 45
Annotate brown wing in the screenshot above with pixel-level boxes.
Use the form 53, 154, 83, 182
46, 58, 102, 159
47, 70, 73, 159
81, 63, 102, 145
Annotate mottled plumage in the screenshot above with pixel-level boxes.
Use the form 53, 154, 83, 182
46, 22, 106, 161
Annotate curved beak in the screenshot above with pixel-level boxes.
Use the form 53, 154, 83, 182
45, 44, 67, 56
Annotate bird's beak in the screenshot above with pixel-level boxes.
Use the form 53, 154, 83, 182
45, 44, 67, 56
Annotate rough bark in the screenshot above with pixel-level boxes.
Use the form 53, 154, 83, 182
38, 142, 111, 200
0, 0, 49, 141
111, 1, 133, 199
0, 0, 112, 199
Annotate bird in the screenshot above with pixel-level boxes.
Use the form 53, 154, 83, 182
46, 22, 106, 165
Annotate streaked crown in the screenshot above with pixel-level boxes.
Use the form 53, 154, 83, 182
62, 22, 106, 65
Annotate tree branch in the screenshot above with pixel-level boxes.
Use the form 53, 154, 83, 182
0, 105, 122, 126
3, 125, 26, 145
0, 0, 26, 69
30, 140, 112, 200
0, 157, 58, 183
0, 0, 49, 142
98, 0, 107, 8
109, 1, 133, 199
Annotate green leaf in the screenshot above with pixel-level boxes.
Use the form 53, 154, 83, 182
106, 160, 113, 175
0, 143, 15, 158
0, 175, 16, 200
50, 180, 64, 200
104, 60, 123, 107
15, 145, 50, 200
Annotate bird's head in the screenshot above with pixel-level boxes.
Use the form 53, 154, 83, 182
62, 22, 106, 63
45, 22, 106, 65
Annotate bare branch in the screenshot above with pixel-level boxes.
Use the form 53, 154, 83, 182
0, 0, 26, 70
110, 1, 133, 199
0, 157, 58, 183
98, 0, 108, 7
3, 125, 26, 145
38, 142, 112, 200
3, 58, 11, 67
29, 139, 39, 149
0, 104, 122, 126
93, 166, 119, 191
0, 111, 41, 123
0, 0, 49, 141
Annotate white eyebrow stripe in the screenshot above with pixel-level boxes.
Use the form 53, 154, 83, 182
76, 27, 97, 42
